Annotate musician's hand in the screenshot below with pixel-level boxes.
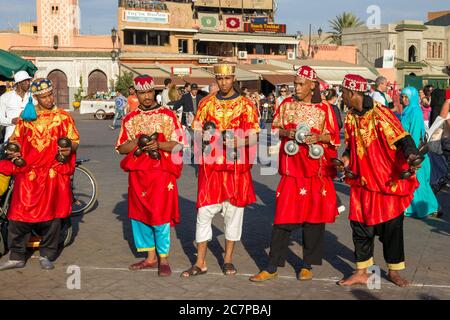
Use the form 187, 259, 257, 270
283, 129, 296, 140
203, 131, 212, 142
143, 140, 159, 151
58, 147, 72, 157
6, 151, 21, 160
340, 155, 350, 168
304, 133, 320, 145
408, 154, 422, 171
224, 137, 236, 148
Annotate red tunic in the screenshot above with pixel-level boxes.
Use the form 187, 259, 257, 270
116, 107, 184, 227
344, 103, 418, 225
0, 107, 79, 223
193, 93, 260, 208
272, 98, 340, 224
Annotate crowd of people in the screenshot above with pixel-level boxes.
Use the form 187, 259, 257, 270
0, 63, 448, 290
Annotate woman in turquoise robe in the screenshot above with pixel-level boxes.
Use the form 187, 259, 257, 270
400, 86, 439, 218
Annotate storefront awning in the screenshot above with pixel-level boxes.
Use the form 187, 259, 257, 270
121, 63, 215, 88
193, 32, 299, 45
314, 67, 378, 84
262, 74, 294, 85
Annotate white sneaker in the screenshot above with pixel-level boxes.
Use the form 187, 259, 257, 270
0, 260, 25, 271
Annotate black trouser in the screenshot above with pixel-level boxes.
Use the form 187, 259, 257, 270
8, 219, 61, 261
351, 214, 405, 270
268, 223, 325, 268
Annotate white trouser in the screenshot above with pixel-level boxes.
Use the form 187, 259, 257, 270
196, 201, 245, 243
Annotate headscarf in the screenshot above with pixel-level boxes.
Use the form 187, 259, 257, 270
401, 86, 425, 146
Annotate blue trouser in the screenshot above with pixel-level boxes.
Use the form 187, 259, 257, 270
131, 219, 170, 257
112, 109, 125, 128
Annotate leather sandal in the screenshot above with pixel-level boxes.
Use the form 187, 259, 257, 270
129, 259, 158, 270
180, 265, 208, 278
158, 263, 172, 277
222, 263, 237, 275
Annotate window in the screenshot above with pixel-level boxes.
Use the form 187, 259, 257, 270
178, 39, 188, 53
123, 30, 169, 46
376, 42, 382, 59
408, 45, 417, 62
427, 42, 433, 58
428, 41, 443, 59
135, 30, 147, 45
33, 26, 38, 34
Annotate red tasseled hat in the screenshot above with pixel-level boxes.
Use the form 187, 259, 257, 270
134, 75, 155, 91
342, 74, 369, 92
296, 65, 317, 82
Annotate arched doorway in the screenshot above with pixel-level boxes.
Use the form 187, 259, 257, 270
88, 70, 108, 96
48, 70, 69, 109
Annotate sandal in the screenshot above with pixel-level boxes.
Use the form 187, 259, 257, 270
222, 263, 237, 275
129, 259, 158, 270
158, 263, 172, 277
180, 265, 208, 278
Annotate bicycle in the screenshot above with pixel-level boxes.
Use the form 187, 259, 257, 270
0, 158, 98, 257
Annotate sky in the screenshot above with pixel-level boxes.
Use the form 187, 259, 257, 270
0, 0, 449, 35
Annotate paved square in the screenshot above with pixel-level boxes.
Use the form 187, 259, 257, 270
0, 113, 449, 300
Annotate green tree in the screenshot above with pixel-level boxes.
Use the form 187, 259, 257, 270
327, 12, 364, 45
115, 71, 134, 96
73, 76, 84, 103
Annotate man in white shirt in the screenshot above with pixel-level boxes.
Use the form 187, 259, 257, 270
370, 76, 393, 108
161, 78, 172, 107
0, 71, 35, 142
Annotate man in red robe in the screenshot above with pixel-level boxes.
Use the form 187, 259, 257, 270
338, 74, 420, 287
0, 78, 79, 271
250, 66, 339, 282
181, 63, 260, 277
116, 75, 184, 277
250, 66, 340, 282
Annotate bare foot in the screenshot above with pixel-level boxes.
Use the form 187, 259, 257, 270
388, 270, 409, 287
338, 270, 369, 286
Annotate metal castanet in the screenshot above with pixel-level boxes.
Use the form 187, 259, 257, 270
400, 156, 424, 180
202, 121, 217, 156
6, 143, 26, 167
55, 137, 72, 164
331, 158, 358, 179
134, 133, 160, 160
284, 124, 324, 159
222, 129, 239, 161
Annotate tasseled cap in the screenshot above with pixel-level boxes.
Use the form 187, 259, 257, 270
134, 75, 155, 91
296, 65, 317, 82
342, 74, 369, 92
31, 78, 53, 96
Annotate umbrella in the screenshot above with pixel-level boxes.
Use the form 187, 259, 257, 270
0, 49, 37, 81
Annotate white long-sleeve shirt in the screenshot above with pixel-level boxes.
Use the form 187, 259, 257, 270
0, 90, 36, 142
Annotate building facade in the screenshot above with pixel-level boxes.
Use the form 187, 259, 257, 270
117, 0, 299, 85
342, 19, 450, 88
0, 0, 118, 108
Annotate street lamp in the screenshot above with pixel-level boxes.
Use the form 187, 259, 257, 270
317, 27, 323, 38
111, 49, 119, 62
111, 27, 117, 48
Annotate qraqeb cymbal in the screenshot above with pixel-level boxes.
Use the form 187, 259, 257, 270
134, 133, 160, 160
55, 137, 72, 164
331, 158, 357, 179
6, 142, 26, 167
400, 156, 424, 179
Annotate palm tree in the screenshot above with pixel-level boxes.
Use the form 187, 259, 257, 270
327, 12, 364, 45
